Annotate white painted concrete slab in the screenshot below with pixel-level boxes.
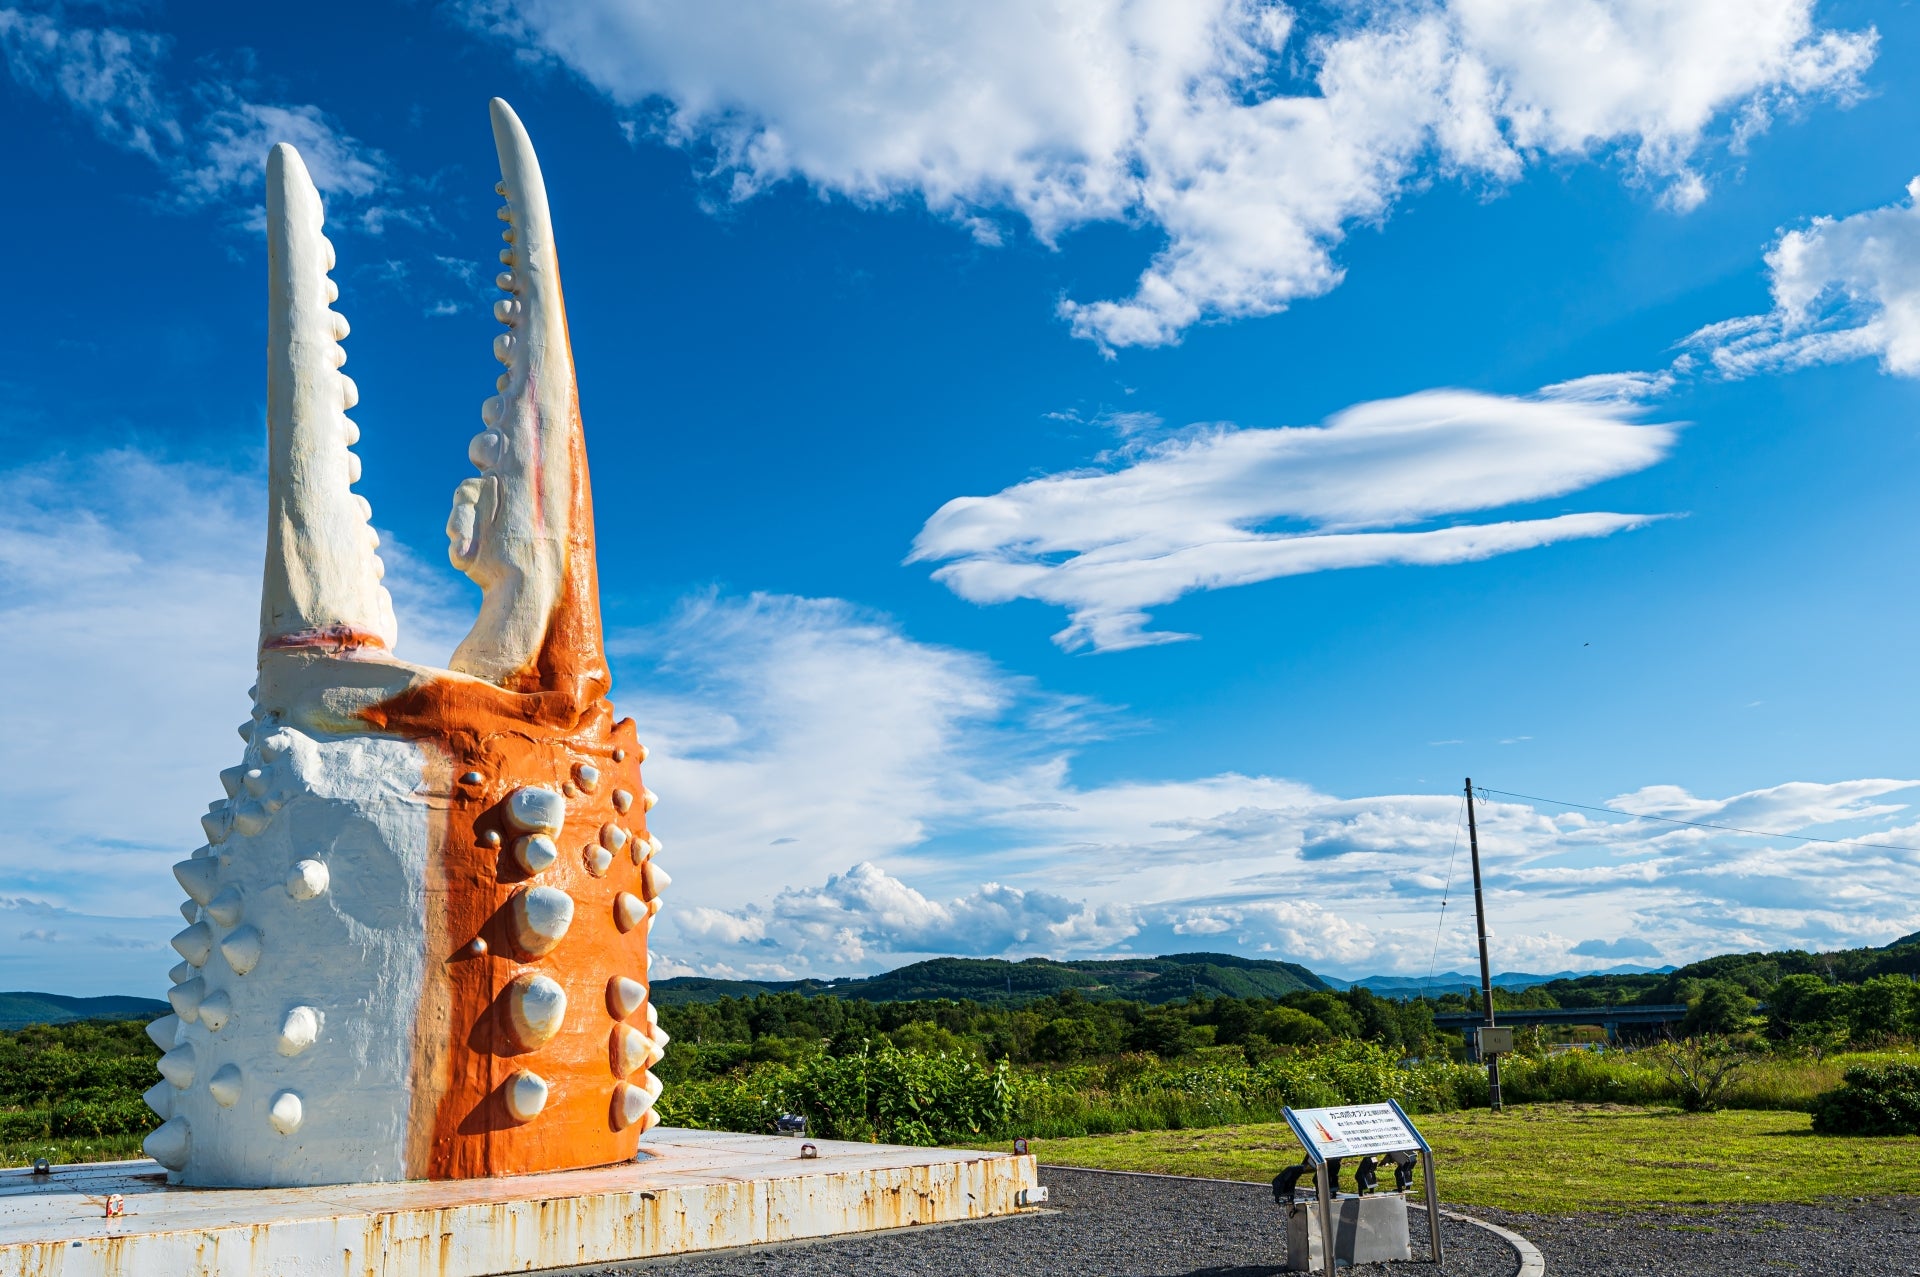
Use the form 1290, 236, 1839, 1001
0, 1129, 1039, 1276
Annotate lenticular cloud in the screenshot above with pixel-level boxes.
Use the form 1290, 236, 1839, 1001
909, 387, 1676, 652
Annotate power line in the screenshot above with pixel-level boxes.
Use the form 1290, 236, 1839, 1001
1425, 792, 1466, 985
1474, 785, 1920, 854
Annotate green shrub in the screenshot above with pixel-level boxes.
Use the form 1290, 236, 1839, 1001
788, 1044, 1015, 1145
1768, 974, 1851, 1041
1033, 1017, 1106, 1063
1810, 1063, 1920, 1136
1257, 1007, 1331, 1046
1849, 977, 1916, 1044
1682, 982, 1756, 1036
652, 1064, 792, 1134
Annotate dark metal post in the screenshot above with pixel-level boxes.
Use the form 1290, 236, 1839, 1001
1465, 778, 1502, 1112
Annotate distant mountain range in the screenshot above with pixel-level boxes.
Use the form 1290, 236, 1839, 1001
0, 991, 168, 1031
1325, 965, 1676, 997
10, 931, 1917, 1028
652, 953, 1330, 1007
648, 954, 1681, 1006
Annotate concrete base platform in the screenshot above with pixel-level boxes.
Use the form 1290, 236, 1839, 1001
0, 1129, 1040, 1277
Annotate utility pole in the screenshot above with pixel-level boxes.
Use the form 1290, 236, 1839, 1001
1465, 778, 1503, 1112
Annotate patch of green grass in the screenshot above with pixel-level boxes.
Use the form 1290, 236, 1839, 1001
1, 1133, 148, 1168
1027, 1103, 1920, 1212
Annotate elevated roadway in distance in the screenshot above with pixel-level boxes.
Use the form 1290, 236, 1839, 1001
1434, 1003, 1690, 1044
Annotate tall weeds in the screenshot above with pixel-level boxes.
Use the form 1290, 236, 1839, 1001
655, 1042, 1920, 1145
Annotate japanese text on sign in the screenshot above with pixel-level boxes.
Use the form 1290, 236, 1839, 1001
1288, 1103, 1421, 1159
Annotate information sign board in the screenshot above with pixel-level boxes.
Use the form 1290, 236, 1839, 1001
1285, 1102, 1421, 1160
1281, 1099, 1442, 1277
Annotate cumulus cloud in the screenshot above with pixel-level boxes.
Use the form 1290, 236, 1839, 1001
678, 863, 1139, 972
0, 6, 393, 212
1689, 175, 1920, 379
464, 0, 1874, 348
1571, 936, 1662, 959
910, 386, 1676, 651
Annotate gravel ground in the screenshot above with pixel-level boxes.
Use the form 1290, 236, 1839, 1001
1477, 1197, 1920, 1276
577, 1167, 1518, 1276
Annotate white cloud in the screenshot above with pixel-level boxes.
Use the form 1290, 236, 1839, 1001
467, 0, 1874, 347
0, 6, 392, 212
910, 386, 1675, 651
0, 6, 178, 156
1689, 176, 1920, 378
622, 591, 1920, 978
1609, 778, 1918, 831
184, 96, 390, 208
679, 863, 1139, 971
0, 449, 464, 991
8, 451, 1916, 988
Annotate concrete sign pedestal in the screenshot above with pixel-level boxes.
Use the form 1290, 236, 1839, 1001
1285, 1192, 1413, 1271
0, 1129, 1040, 1276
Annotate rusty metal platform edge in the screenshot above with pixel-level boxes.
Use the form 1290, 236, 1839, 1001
0, 1129, 1041, 1277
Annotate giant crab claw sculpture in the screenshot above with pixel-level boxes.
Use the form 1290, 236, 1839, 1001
141, 100, 669, 1188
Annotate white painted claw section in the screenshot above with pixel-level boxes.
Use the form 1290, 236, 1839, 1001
276, 1004, 322, 1057
447, 98, 581, 685
163, 728, 430, 1188
268, 1090, 305, 1135
158, 1044, 196, 1088
220, 925, 264, 976
145, 1014, 181, 1052
174, 858, 219, 905
262, 142, 396, 653
143, 1116, 191, 1169
172, 922, 213, 967
208, 1063, 243, 1108
286, 859, 329, 900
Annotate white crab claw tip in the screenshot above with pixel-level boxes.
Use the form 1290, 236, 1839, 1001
261, 142, 396, 655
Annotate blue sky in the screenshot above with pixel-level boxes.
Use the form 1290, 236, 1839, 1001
4, 0, 1920, 995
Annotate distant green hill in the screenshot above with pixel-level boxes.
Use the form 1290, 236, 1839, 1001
1539, 933, 1920, 1007
649, 976, 827, 1005
0, 992, 168, 1031
651, 952, 1329, 1007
